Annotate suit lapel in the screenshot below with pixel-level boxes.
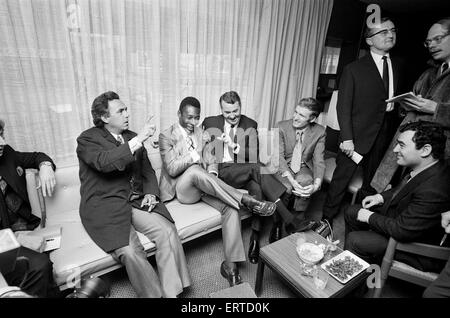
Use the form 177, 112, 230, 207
0, 147, 28, 202
301, 125, 313, 157
389, 162, 441, 206
101, 127, 121, 146
364, 54, 386, 95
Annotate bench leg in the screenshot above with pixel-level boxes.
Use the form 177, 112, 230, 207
254, 260, 265, 296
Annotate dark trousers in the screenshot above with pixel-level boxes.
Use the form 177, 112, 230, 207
324, 113, 397, 220
423, 257, 450, 298
218, 163, 287, 232
344, 204, 445, 271
4, 246, 60, 298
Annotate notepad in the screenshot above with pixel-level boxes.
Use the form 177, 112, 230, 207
385, 91, 418, 103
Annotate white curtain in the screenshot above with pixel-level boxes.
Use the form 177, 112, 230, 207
0, 0, 333, 166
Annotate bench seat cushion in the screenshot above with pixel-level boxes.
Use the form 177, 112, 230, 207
45, 199, 229, 286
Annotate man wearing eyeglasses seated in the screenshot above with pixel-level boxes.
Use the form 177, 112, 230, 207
372, 17, 450, 193
322, 17, 406, 226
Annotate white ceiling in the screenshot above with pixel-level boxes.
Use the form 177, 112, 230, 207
359, 0, 449, 13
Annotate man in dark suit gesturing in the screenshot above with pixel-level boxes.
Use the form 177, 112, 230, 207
345, 121, 450, 271
202, 91, 293, 264
77, 91, 190, 298
323, 17, 405, 225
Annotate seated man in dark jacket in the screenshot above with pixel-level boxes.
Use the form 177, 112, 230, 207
345, 121, 450, 272
0, 118, 59, 297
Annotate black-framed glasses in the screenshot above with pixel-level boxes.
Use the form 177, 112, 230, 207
423, 33, 450, 47
367, 28, 397, 38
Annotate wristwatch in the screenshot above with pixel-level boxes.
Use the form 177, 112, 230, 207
39, 161, 53, 169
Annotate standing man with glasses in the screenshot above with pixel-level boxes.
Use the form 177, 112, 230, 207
322, 17, 406, 227
372, 17, 450, 193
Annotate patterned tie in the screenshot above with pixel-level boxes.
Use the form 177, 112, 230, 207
228, 125, 236, 160
391, 172, 411, 200
0, 177, 7, 195
290, 130, 303, 174
116, 135, 124, 144
186, 135, 195, 151
441, 62, 449, 76
382, 56, 389, 93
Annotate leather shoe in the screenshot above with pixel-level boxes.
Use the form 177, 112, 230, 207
269, 224, 282, 243
220, 261, 243, 287
248, 239, 260, 264
241, 194, 276, 216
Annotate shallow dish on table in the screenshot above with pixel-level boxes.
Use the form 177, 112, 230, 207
321, 250, 370, 284
296, 242, 324, 265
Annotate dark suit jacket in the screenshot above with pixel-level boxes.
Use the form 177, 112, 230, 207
202, 115, 259, 169
0, 145, 55, 230
337, 54, 405, 154
369, 161, 450, 244
76, 127, 173, 253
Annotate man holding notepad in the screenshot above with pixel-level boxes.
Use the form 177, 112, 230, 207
372, 17, 450, 193
322, 17, 406, 225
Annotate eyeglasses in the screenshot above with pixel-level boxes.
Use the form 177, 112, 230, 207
423, 33, 450, 47
367, 28, 397, 38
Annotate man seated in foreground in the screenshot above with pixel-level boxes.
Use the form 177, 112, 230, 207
0, 118, 59, 297
345, 121, 450, 272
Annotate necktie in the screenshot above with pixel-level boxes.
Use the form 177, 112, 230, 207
382, 56, 389, 93
116, 135, 124, 144
0, 177, 7, 195
290, 130, 303, 174
228, 125, 236, 160
186, 135, 195, 151
441, 62, 449, 76
391, 172, 411, 200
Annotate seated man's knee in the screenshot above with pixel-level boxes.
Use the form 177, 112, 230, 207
113, 244, 144, 262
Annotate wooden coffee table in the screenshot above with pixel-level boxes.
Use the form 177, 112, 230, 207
254, 231, 369, 298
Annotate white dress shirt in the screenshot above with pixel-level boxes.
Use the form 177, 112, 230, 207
178, 124, 200, 162
370, 51, 394, 112
109, 131, 142, 154
222, 121, 240, 163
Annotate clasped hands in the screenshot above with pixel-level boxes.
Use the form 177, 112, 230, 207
217, 133, 237, 150
357, 194, 384, 223
140, 194, 159, 212
289, 177, 316, 198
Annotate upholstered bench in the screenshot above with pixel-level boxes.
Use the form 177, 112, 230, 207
26, 149, 252, 290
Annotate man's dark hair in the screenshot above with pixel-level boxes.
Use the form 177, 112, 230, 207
297, 97, 323, 117
179, 96, 201, 113
91, 91, 120, 127
399, 121, 446, 160
219, 91, 241, 107
435, 17, 450, 33
364, 17, 393, 38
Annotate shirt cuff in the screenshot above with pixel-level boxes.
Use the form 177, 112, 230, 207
342, 140, 353, 144
128, 137, 143, 154
232, 143, 240, 154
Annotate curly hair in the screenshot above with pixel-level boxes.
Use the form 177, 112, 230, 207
399, 121, 446, 159
91, 91, 120, 127
179, 96, 201, 113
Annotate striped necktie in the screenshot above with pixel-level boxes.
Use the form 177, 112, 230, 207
116, 135, 124, 144
186, 135, 195, 151
290, 130, 303, 174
